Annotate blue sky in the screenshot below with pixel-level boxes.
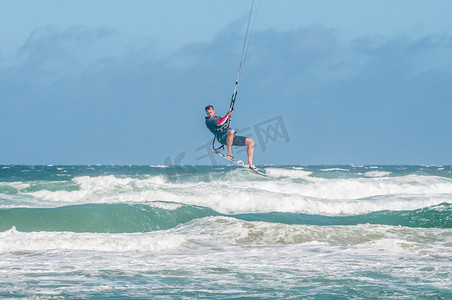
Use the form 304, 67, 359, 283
1, 0, 451, 165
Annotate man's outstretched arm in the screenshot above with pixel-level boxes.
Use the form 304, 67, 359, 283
216, 110, 232, 126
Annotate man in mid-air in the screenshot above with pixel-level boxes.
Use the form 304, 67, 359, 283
205, 105, 256, 170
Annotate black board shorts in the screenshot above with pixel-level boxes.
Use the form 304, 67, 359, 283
217, 132, 247, 146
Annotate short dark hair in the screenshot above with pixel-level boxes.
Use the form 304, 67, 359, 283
205, 105, 214, 111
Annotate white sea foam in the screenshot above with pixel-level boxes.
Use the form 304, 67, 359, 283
25, 175, 168, 204
0, 227, 186, 252
0, 218, 451, 298
3, 220, 448, 255
146, 201, 182, 210
0, 181, 31, 190
175, 217, 452, 256
265, 168, 313, 179
364, 171, 391, 177
73, 175, 167, 191
8, 172, 452, 215
274, 174, 452, 200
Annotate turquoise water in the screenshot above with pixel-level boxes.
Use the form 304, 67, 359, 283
0, 165, 451, 298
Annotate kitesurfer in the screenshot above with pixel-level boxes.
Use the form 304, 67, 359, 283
205, 105, 256, 170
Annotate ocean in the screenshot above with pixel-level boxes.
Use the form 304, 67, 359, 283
0, 165, 451, 299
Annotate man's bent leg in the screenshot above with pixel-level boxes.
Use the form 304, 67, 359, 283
245, 138, 254, 166
227, 129, 235, 156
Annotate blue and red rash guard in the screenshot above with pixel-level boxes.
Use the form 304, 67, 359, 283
205, 113, 231, 141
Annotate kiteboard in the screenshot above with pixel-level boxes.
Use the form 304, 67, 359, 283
214, 150, 266, 177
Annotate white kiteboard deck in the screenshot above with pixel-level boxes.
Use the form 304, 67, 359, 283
214, 150, 266, 177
